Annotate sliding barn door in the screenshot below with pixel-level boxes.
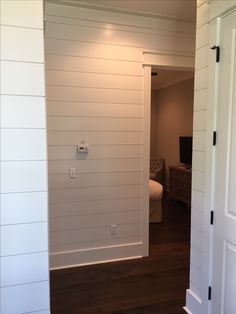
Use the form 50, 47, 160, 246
212, 9, 236, 314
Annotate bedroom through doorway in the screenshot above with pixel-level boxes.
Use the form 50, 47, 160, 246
148, 66, 194, 282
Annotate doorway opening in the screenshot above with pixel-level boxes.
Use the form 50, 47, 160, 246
148, 66, 195, 295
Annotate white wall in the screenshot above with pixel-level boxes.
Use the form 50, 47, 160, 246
151, 78, 194, 188
184, 2, 209, 313
0, 1, 50, 313
45, 1, 196, 269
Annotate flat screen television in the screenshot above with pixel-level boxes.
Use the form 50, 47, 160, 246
179, 136, 192, 167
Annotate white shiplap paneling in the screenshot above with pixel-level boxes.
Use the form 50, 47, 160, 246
48, 159, 142, 174
192, 151, 205, 173
0, 95, 46, 129
49, 171, 143, 189
1, 161, 47, 193
46, 86, 143, 103
190, 246, 202, 271
1, 252, 49, 287
196, 2, 209, 28
0, 0, 43, 29
192, 170, 205, 192
195, 45, 208, 70
193, 89, 207, 111
45, 2, 195, 35
1, 129, 47, 161
1, 61, 45, 96
196, 24, 209, 49
48, 145, 143, 160
0, 281, 49, 314
0, 1, 49, 313
45, 38, 143, 62
50, 223, 141, 247
191, 190, 204, 212
45, 20, 195, 52
46, 69, 143, 90
47, 101, 143, 118
50, 197, 143, 217
191, 209, 204, 232
193, 110, 206, 131
186, 2, 209, 312
50, 210, 141, 232
193, 131, 206, 152
45, 54, 144, 76
194, 66, 208, 91
45, 2, 195, 269
0, 25, 44, 63
191, 227, 203, 252
47, 116, 143, 132
1, 192, 48, 225
48, 131, 143, 146
49, 185, 142, 204
190, 281, 202, 301
1, 222, 48, 256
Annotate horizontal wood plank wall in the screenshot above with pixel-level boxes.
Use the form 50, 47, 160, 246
185, 1, 209, 314
45, 2, 195, 269
0, 1, 50, 314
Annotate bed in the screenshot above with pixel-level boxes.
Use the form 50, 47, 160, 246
149, 179, 163, 222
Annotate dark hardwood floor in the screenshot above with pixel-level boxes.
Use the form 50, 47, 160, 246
50, 194, 191, 314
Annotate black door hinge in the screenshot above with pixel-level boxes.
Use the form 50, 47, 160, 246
208, 286, 212, 300
210, 211, 214, 225
211, 45, 220, 62
213, 131, 217, 146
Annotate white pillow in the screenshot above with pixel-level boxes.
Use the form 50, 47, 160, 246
149, 179, 163, 200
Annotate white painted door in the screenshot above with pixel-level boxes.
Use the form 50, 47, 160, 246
212, 9, 236, 314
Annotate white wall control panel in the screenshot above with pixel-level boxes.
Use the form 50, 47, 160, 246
77, 141, 89, 154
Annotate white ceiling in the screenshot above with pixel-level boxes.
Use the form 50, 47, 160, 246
77, 0, 196, 22
151, 69, 194, 90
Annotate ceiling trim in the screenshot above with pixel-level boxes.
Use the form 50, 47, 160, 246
47, 0, 196, 24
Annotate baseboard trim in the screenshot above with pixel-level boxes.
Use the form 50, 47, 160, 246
50, 242, 144, 270
183, 306, 193, 314
185, 289, 202, 314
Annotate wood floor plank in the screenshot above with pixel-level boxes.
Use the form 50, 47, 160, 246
50, 193, 190, 313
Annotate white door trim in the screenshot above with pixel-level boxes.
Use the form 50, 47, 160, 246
142, 65, 151, 256
204, 3, 236, 314
208, 6, 236, 314
142, 57, 194, 256
202, 15, 220, 314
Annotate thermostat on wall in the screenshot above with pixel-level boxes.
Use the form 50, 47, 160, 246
77, 141, 89, 153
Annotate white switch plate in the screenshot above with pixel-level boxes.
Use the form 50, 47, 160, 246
110, 224, 117, 236
69, 168, 76, 178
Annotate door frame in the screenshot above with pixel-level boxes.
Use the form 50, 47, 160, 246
142, 56, 195, 257
207, 4, 236, 314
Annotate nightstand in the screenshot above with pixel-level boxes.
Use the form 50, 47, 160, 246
169, 166, 192, 208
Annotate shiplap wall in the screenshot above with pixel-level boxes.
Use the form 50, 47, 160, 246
0, 1, 50, 313
45, 1, 196, 269
185, 1, 208, 313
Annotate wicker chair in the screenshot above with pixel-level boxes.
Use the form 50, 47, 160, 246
150, 157, 164, 185
149, 158, 164, 223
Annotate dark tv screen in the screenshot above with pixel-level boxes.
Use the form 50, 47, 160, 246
179, 136, 192, 166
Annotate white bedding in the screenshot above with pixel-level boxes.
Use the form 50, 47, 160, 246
149, 179, 163, 223
149, 179, 163, 200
